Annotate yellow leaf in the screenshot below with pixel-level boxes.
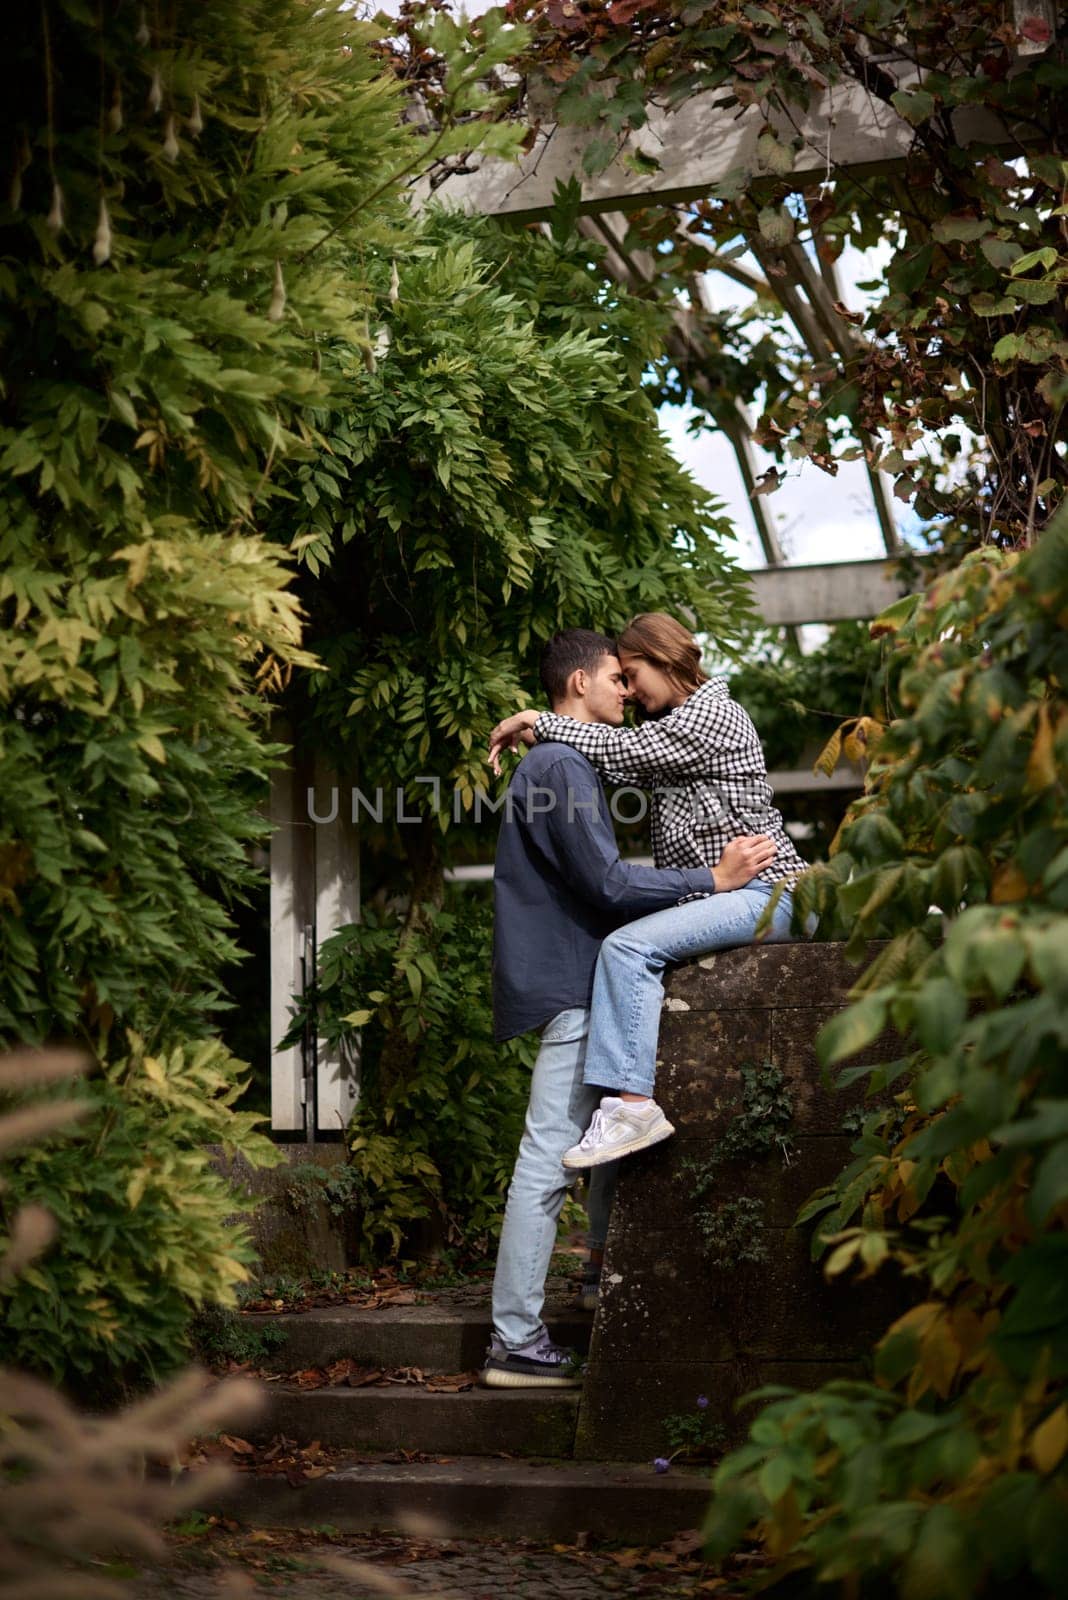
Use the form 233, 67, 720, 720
1031, 1404, 1068, 1474
142, 1056, 166, 1085
137, 732, 167, 763
843, 717, 886, 764
991, 862, 1029, 903
824, 1234, 863, 1278
813, 724, 844, 778
126, 1170, 148, 1209
1026, 703, 1056, 792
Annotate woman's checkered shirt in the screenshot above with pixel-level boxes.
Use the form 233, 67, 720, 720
534, 677, 807, 890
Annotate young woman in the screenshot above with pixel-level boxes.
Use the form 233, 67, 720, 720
488, 612, 808, 1168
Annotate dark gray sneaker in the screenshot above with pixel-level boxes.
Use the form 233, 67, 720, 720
480, 1329, 583, 1389
576, 1260, 600, 1314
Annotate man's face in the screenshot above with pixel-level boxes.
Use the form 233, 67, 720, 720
582, 653, 629, 725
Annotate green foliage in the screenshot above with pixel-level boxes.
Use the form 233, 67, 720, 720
695, 1195, 769, 1272
0, 1, 520, 1378
664, 1402, 727, 1462
284, 900, 537, 1260
686, 1061, 795, 1270
0, 0, 418, 1050
284, 205, 752, 822
284, 1160, 367, 1221
190, 1304, 287, 1372
731, 622, 886, 773
705, 515, 1068, 1594
0, 1035, 277, 1390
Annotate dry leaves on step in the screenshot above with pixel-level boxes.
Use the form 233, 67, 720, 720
281, 1361, 476, 1392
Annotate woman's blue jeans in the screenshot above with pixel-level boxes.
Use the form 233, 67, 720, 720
583, 882, 795, 1096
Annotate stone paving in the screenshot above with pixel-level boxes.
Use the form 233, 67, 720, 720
133, 1527, 751, 1598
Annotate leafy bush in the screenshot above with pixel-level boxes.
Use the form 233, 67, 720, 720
1, 0, 591, 1383
284, 205, 752, 875
286, 899, 537, 1260
705, 516, 1068, 1595
0, 1035, 276, 1390
0, 0, 441, 1381
0, 1048, 262, 1598
730, 622, 885, 774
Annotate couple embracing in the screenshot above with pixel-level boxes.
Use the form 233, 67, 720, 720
480, 614, 808, 1389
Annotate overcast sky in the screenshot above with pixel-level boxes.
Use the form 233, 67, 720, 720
662, 239, 910, 572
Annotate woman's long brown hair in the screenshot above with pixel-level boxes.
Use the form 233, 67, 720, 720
616, 613, 709, 697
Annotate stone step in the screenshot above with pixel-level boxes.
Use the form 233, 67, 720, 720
243, 1298, 591, 1375
255, 1382, 580, 1458
204, 1455, 710, 1544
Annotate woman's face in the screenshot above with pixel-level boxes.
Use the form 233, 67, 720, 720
618, 652, 688, 715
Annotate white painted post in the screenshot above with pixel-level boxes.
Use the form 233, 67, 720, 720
312, 752, 360, 1134
270, 742, 362, 1137
269, 729, 313, 1134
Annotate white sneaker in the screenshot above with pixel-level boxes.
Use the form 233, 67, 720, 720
561, 1098, 675, 1169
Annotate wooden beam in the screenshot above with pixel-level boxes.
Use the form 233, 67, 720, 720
418, 73, 1007, 222
767, 766, 864, 793
748, 557, 911, 625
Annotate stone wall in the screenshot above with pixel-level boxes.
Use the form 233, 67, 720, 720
574, 940, 901, 1461
208, 1143, 351, 1279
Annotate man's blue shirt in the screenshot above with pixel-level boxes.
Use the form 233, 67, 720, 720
491, 742, 711, 1041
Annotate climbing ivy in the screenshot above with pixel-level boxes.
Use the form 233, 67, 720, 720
704, 513, 1068, 1594
686, 1060, 796, 1270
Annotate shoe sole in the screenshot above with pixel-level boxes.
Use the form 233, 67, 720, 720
561, 1118, 675, 1170
479, 1367, 583, 1389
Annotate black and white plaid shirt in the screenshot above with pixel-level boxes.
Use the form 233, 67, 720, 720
534, 678, 807, 890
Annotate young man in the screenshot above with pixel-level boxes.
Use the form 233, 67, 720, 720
482, 630, 768, 1388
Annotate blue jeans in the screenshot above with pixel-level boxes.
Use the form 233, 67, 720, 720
583, 883, 795, 1096
491, 1008, 618, 1350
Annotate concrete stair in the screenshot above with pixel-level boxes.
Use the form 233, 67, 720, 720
217, 1456, 711, 1544
245, 1298, 592, 1376
258, 1383, 580, 1458
195, 1298, 710, 1543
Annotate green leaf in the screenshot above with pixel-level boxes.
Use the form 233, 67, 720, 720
891, 87, 936, 126
757, 1452, 795, 1505
932, 216, 991, 243
581, 133, 618, 176
980, 237, 1023, 271
756, 132, 795, 176
1030, 1140, 1068, 1224
817, 995, 889, 1069
757, 205, 795, 247
911, 978, 966, 1054
1009, 246, 1059, 276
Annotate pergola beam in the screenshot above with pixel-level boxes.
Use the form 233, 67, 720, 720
747, 557, 910, 625
419, 75, 1006, 223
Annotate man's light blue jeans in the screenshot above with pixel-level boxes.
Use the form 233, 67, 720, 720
492, 1008, 617, 1351
583, 882, 795, 1096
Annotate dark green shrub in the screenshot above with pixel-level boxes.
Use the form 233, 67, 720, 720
706, 520, 1068, 1595
286, 899, 536, 1260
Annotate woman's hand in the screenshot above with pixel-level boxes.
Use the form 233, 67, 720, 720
711, 834, 777, 892
488, 708, 540, 775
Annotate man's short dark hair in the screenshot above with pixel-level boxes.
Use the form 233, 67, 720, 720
540, 629, 618, 707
